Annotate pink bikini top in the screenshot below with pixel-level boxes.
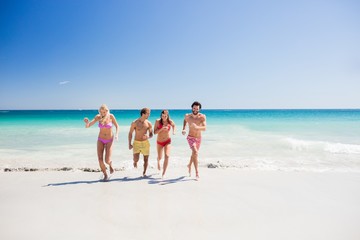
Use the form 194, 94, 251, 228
98, 122, 112, 129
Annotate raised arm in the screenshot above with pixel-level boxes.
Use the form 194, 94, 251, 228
84, 115, 100, 128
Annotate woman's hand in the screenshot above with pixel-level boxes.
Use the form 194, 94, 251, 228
84, 118, 90, 127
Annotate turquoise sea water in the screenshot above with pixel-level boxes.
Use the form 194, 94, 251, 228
1, 109, 360, 172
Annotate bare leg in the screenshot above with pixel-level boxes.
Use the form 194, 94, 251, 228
105, 140, 114, 174
156, 144, 163, 171
133, 153, 140, 168
97, 141, 108, 180
162, 144, 171, 178
143, 155, 149, 177
187, 157, 193, 176
191, 147, 199, 179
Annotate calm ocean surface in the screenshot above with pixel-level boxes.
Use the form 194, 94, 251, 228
1, 109, 360, 172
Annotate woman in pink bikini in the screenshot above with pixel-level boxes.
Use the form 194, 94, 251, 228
84, 104, 119, 180
154, 110, 176, 178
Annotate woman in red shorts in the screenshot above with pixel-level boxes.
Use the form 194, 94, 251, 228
154, 110, 176, 178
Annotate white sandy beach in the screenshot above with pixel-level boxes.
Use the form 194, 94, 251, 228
1, 168, 360, 240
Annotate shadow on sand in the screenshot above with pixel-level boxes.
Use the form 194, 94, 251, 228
148, 176, 196, 185
44, 174, 196, 187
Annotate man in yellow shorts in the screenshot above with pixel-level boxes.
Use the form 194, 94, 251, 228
128, 108, 153, 177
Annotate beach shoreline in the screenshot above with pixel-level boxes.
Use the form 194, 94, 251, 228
1, 168, 360, 240
2, 109, 360, 173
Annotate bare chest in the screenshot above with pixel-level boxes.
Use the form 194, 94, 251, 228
188, 116, 203, 125
135, 121, 149, 132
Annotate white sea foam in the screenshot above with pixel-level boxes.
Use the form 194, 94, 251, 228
285, 137, 360, 154
324, 142, 360, 154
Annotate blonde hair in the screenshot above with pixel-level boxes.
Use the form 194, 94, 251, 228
98, 104, 110, 124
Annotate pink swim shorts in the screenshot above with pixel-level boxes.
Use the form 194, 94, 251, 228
187, 136, 201, 150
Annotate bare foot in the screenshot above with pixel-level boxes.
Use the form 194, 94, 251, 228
102, 173, 109, 181
196, 172, 199, 181
133, 161, 138, 168
109, 165, 115, 174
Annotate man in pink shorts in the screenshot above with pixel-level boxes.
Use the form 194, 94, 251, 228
182, 101, 207, 180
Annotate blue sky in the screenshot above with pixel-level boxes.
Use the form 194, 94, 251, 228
1, 0, 359, 109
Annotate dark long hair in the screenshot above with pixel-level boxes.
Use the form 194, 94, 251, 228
160, 110, 171, 125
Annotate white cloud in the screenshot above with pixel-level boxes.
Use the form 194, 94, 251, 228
59, 81, 70, 85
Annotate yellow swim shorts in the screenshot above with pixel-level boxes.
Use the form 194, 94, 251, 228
133, 140, 150, 155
